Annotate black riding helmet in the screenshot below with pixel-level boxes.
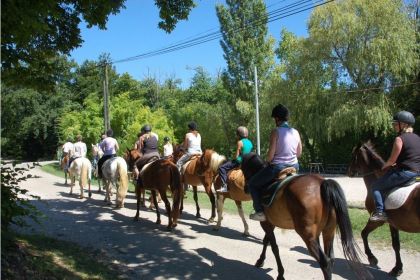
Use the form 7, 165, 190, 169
188, 121, 198, 131
164, 136, 170, 142
393, 111, 415, 126
106, 129, 113, 137
271, 104, 289, 121
141, 124, 152, 133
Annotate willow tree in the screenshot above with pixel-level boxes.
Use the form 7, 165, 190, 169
216, 0, 275, 125
267, 0, 418, 162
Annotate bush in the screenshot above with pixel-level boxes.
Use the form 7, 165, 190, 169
1, 162, 41, 232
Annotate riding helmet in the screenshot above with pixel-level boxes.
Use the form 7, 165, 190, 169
106, 129, 113, 137
188, 121, 198, 131
271, 104, 289, 121
164, 136, 170, 142
236, 126, 249, 138
141, 124, 152, 133
392, 111, 415, 126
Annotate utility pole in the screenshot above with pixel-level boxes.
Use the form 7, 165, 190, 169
254, 65, 260, 155
103, 63, 110, 131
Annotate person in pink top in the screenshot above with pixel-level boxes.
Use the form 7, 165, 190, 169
248, 104, 302, 222
97, 129, 119, 178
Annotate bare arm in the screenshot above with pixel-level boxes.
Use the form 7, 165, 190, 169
182, 134, 189, 150
234, 140, 243, 159
383, 137, 403, 170
296, 132, 302, 158
267, 129, 278, 163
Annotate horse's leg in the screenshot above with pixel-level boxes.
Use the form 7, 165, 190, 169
389, 225, 403, 276
133, 184, 142, 221
159, 189, 173, 231
361, 220, 383, 266
235, 201, 250, 236
204, 182, 216, 223
64, 171, 68, 185
260, 222, 285, 280
79, 178, 84, 199
322, 212, 336, 267
141, 189, 146, 207
192, 185, 201, 218
151, 190, 161, 225
213, 193, 225, 231
88, 178, 92, 198
302, 234, 331, 280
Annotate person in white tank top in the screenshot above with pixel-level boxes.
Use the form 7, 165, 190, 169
248, 104, 302, 222
68, 135, 87, 167
176, 121, 202, 171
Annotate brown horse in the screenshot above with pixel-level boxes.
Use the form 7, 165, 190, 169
60, 153, 70, 185
173, 146, 226, 222
124, 149, 183, 230
348, 141, 420, 277
213, 170, 252, 236
241, 153, 368, 280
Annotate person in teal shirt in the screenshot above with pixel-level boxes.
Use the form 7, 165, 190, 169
217, 126, 253, 193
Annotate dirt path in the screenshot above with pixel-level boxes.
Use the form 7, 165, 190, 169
18, 163, 420, 280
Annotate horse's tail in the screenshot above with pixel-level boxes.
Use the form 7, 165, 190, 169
321, 179, 371, 279
81, 159, 89, 188
169, 162, 182, 225
116, 160, 129, 208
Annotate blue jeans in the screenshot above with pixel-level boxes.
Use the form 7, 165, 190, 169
218, 160, 239, 186
372, 169, 417, 212
248, 162, 299, 212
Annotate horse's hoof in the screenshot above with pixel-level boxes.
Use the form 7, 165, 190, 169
78, 196, 83, 199
88, 193, 92, 198
255, 259, 264, 268
212, 226, 220, 231
368, 256, 378, 266
243, 231, 250, 237
195, 213, 201, 218
133, 216, 140, 221
156, 220, 161, 225
277, 276, 285, 280
389, 267, 403, 277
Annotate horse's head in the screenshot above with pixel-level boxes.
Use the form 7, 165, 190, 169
198, 149, 226, 174
348, 141, 385, 177
241, 152, 266, 180
172, 144, 185, 162
124, 148, 141, 172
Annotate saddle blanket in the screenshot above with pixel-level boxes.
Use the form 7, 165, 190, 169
262, 174, 301, 207
384, 183, 419, 210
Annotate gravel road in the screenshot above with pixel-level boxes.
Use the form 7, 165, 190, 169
17, 162, 420, 280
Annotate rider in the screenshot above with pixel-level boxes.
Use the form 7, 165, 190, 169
97, 128, 119, 178
370, 110, 420, 222
176, 121, 202, 171
217, 126, 253, 193
248, 104, 302, 222
68, 135, 87, 167
163, 136, 174, 157
62, 137, 74, 168
135, 124, 160, 174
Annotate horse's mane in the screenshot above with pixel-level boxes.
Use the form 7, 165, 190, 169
361, 141, 386, 168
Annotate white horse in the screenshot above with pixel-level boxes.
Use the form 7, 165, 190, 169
68, 157, 92, 198
101, 156, 129, 208
91, 144, 104, 192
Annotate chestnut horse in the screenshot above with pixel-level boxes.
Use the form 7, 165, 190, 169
60, 153, 70, 185
173, 146, 226, 222
124, 149, 183, 230
241, 152, 368, 280
348, 141, 420, 277
213, 170, 252, 236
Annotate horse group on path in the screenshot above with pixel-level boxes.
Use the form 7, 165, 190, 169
58, 141, 419, 280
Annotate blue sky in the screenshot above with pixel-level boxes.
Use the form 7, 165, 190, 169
70, 0, 312, 88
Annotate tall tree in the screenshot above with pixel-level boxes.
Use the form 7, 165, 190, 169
1, 0, 196, 90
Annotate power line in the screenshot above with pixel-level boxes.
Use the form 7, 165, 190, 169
112, 0, 334, 65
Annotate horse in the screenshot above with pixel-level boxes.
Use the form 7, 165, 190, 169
173, 146, 226, 222
213, 170, 252, 236
241, 152, 368, 280
67, 157, 92, 198
101, 156, 129, 208
60, 153, 70, 185
348, 141, 420, 277
91, 144, 104, 192
124, 148, 183, 230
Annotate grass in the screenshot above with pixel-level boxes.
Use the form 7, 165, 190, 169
42, 162, 420, 252
1, 231, 122, 279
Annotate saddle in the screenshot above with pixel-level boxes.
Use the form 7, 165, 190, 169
138, 156, 160, 174
261, 167, 298, 207
180, 154, 201, 173
384, 177, 420, 210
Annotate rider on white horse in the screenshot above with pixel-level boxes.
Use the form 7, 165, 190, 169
97, 129, 119, 178
68, 135, 87, 167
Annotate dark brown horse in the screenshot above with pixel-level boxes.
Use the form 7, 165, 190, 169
348, 141, 420, 276
213, 170, 252, 235
124, 149, 183, 230
173, 146, 225, 222
241, 153, 368, 280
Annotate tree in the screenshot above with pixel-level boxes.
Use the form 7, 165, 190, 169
1, 0, 196, 90
216, 0, 275, 104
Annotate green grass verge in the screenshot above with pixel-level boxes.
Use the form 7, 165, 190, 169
41, 163, 420, 252
1, 231, 121, 279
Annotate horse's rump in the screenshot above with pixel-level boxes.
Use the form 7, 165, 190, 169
265, 175, 324, 229
142, 159, 176, 188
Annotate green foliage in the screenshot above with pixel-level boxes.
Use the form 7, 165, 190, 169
1, 163, 41, 232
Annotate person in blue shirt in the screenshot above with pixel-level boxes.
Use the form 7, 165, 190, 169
217, 126, 253, 193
